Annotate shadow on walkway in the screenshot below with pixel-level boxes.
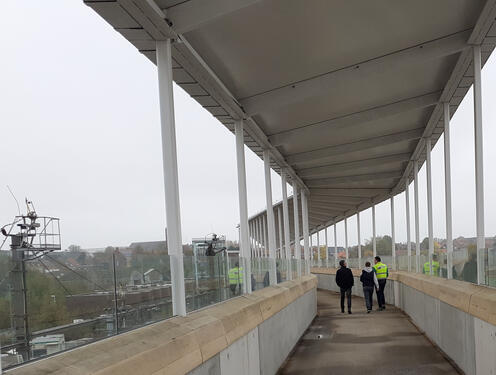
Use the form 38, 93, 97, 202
279, 289, 459, 375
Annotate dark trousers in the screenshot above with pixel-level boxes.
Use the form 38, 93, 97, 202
363, 286, 374, 311
340, 287, 352, 311
376, 279, 387, 307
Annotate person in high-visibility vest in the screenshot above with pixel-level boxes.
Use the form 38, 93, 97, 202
228, 261, 243, 296
423, 254, 440, 276
373, 256, 388, 311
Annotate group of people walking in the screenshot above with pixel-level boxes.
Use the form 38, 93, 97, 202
335, 256, 388, 314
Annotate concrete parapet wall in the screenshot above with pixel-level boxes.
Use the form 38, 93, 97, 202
312, 268, 496, 375
7, 275, 317, 375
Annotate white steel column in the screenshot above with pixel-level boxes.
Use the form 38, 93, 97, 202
317, 230, 321, 267
357, 211, 361, 269
234, 119, 251, 293
156, 40, 186, 316
473, 45, 485, 285
414, 160, 420, 272
344, 216, 349, 262
293, 185, 301, 277
310, 235, 313, 264
281, 171, 292, 280
405, 180, 412, 272
334, 223, 338, 268
426, 137, 434, 275
278, 206, 283, 258
325, 227, 329, 268
391, 196, 396, 270
372, 205, 377, 257
301, 190, 310, 273
262, 214, 268, 257
263, 150, 277, 284
443, 102, 453, 279
256, 217, 262, 257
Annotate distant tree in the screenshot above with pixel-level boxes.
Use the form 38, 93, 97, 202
68, 244, 81, 252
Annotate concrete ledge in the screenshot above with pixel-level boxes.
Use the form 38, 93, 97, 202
311, 267, 496, 326
8, 275, 317, 375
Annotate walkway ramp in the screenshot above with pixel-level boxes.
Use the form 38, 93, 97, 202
280, 290, 458, 375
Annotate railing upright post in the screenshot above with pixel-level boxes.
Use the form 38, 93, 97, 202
156, 39, 186, 316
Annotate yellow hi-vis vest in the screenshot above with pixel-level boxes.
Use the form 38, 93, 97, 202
373, 262, 388, 279
228, 267, 243, 285
423, 261, 440, 275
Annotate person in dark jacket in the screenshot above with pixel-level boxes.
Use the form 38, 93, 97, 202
335, 260, 354, 314
360, 261, 379, 313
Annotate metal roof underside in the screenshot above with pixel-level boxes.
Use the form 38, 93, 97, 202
85, 0, 496, 238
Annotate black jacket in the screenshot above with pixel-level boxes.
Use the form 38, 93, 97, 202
336, 266, 354, 290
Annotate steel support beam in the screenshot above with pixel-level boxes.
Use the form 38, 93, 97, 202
298, 153, 411, 179
344, 216, 349, 262
269, 92, 440, 146
287, 128, 424, 166
391, 196, 396, 270
414, 160, 420, 272
357, 211, 361, 269
310, 188, 389, 197
241, 31, 470, 115
302, 190, 310, 273
282, 171, 292, 278
165, 0, 263, 34
473, 45, 485, 285
306, 171, 402, 188
293, 185, 302, 277
405, 179, 412, 272
325, 226, 329, 268
372, 204, 377, 258
426, 138, 434, 275
264, 150, 277, 284
334, 224, 338, 268
156, 40, 186, 316
443, 103, 453, 279
235, 119, 251, 293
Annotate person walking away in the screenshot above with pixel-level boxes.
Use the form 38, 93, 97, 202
228, 261, 243, 296
423, 253, 440, 276
373, 256, 388, 311
335, 260, 354, 314
360, 261, 379, 313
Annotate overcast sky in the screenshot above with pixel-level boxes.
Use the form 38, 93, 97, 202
1, 1, 496, 250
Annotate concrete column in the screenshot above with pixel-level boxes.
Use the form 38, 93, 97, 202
234, 119, 251, 293
263, 150, 277, 284
156, 40, 186, 316
473, 45, 485, 285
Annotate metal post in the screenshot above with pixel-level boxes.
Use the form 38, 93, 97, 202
334, 223, 338, 268
156, 40, 186, 316
325, 226, 329, 268
112, 251, 119, 333
293, 185, 302, 277
414, 160, 420, 272
301, 190, 310, 274
405, 179, 412, 272
263, 150, 277, 284
372, 204, 377, 258
282, 170, 292, 279
317, 230, 321, 267
443, 102, 453, 279
278, 206, 283, 259
344, 216, 349, 263
391, 196, 396, 270
262, 214, 267, 257
357, 211, 361, 269
310, 234, 313, 265
426, 137, 434, 275
235, 119, 251, 293
473, 45, 485, 285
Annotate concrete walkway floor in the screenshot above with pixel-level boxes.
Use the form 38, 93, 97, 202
279, 290, 459, 375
